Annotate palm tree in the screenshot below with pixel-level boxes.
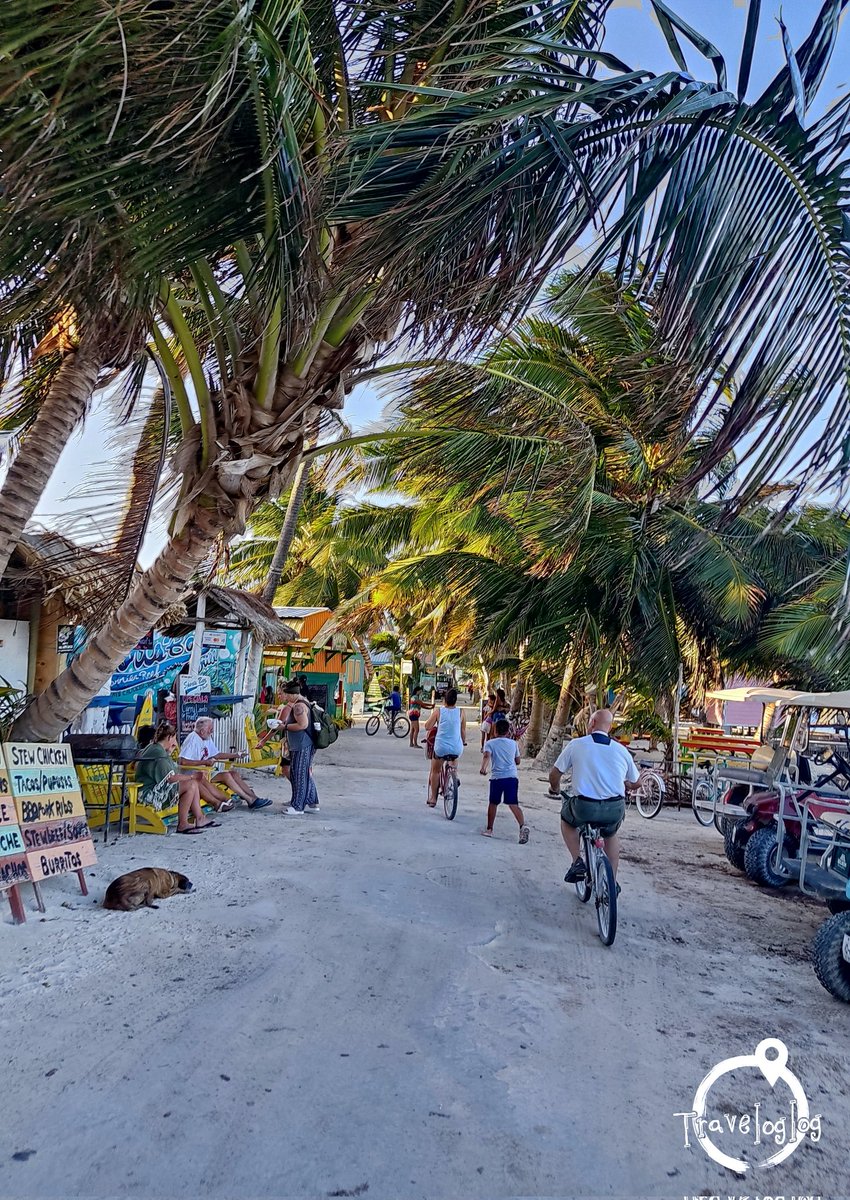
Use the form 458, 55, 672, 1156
349, 273, 845, 760
9, 0, 850, 738
0, 0, 299, 582
759, 512, 850, 684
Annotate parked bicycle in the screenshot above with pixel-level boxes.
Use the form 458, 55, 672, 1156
572, 816, 618, 945
365, 709, 410, 738
631, 763, 666, 819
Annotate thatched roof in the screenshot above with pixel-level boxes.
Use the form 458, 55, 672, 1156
204, 587, 296, 644
162, 586, 296, 645
2, 532, 119, 624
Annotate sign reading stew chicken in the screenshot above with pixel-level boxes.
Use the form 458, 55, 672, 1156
0, 744, 96, 888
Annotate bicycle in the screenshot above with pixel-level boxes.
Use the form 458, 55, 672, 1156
632, 763, 666, 819
437, 755, 459, 820
365, 708, 410, 738
573, 818, 618, 946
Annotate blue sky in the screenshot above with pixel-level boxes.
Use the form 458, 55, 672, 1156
29, 0, 848, 553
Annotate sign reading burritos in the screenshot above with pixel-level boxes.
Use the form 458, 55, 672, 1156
0, 744, 96, 890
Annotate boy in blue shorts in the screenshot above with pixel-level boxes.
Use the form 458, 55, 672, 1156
479, 718, 529, 843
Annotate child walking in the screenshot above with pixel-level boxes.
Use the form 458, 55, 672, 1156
479, 718, 529, 843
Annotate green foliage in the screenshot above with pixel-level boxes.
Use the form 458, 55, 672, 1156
0, 679, 31, 743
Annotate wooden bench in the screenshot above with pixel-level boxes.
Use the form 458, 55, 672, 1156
78, 764, 213, 837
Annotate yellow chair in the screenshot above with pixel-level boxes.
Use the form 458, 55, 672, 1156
77, 765, 140, 837
237, 715, 281, 770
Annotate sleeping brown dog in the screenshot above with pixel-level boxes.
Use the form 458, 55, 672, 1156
103, 868, 193, 911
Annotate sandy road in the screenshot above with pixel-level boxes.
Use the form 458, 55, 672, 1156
1, 717, 848, 1200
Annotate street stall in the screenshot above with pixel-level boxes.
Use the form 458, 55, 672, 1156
260, 608, 366, 720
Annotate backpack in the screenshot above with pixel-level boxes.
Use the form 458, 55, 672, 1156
308, 702, 338, 750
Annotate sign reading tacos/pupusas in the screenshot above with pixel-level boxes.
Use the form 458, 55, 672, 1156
0, 744, 96, 888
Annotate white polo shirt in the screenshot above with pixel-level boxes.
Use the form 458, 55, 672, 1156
554, 733, 638, 799
179, 731, 219, 763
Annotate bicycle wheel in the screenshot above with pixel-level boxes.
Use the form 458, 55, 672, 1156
691, 777, 716, 826
392, 715, 410, 738
575, 833, 592, 902
443, 771, 458, 820
594, 851, 618, 946
634, 771, 664, 819
365, 716, 380, 736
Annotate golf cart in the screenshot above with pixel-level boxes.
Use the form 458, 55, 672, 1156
719, 691, 850, 887
695, 687, 801, 843
804, 803, 850, 1002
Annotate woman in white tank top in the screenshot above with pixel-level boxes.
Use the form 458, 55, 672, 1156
424, 688, 467, 807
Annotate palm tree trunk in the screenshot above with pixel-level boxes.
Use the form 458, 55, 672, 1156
12, 521, 214, 741
508, 674, 525, 714
237, 449, 314, 710
536, 658, 578, 771
518, 686, 546, 758
261, 453, 310, 604
0, 343, 101, 581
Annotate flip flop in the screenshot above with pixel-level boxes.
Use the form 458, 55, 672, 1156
481, 829, 493, 837
196, 820, 222, 829
176, 827, 204, 835
426, 800, 437, 808
247, 798, 273, 809
219, 800, 235, 812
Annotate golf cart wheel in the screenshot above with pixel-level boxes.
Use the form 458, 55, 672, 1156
812, 911, 850, 1003
827, 898, 850, 915
743, 826, 793, 888
392, 715, 410, 738
365, 715, 380, 736
723, 818, 749, 872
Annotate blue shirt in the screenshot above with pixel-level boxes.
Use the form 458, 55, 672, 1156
390, 692, 402, 710
485, 737, 519, 780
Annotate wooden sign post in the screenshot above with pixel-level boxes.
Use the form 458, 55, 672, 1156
1, 743, 97, 923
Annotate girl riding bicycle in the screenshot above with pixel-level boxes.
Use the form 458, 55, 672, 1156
424, 687, 467, 807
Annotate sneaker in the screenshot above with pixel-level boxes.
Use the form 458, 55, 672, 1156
519, 825, 530, 845
564, 858, 587, 883
305, 804, 321, 814
285, 806, 304, 816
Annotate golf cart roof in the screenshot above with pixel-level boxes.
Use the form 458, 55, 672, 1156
780, 690, 850, 709
705, 686, 804, 704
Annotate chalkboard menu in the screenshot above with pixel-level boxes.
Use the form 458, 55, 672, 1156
178, 693, 211, 736
1, 743, 97, 887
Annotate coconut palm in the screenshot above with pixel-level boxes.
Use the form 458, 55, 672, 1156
759, 512, 850, 684
0, 0, 305, 582
349, 273, 846, 758
9, 0, 850, 738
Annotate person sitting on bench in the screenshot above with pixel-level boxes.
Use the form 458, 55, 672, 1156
136, 721, 220, 834
179, 717, 272, 810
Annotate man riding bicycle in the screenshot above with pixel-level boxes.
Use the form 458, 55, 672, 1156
548, 709, 638, 886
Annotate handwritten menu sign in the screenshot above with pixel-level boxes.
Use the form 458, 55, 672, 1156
1, 743, 96, 885
179, 693, 211, 736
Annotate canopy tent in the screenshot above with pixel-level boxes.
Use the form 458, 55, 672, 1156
706, 687, 804, 705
